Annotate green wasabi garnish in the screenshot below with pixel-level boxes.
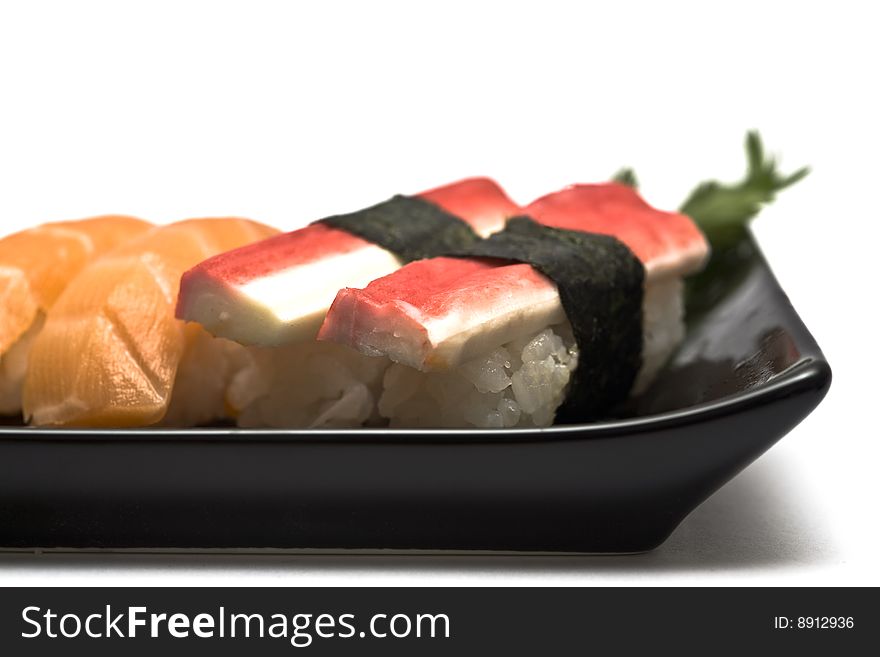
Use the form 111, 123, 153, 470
613, 132, 809, 248
679, 131, 809, 247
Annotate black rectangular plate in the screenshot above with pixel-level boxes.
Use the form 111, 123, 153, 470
0, 232, 831, 553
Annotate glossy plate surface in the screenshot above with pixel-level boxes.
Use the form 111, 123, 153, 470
0, 232, 831, 553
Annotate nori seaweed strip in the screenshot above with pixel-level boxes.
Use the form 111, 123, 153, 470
318, 195, 480, 263
452, 216, 644, 423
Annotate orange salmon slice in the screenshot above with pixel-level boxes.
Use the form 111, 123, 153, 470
22, 217, 278, 427
0, 215, 152, 356
0, 215, 152, 415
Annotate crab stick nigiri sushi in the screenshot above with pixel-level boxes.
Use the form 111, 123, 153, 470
317, 183, 710, 427
175, 178, 519, 347
0, 215, 152, 414
22, 217, 278, 427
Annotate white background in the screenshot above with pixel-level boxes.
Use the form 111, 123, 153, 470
0, 0, 876, 586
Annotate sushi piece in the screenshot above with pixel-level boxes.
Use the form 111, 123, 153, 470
22, 217, 278, 427
317, 184, 710, 427
0, 215, 152, 414
176, 178, 518, 429
175, 177, 519, 347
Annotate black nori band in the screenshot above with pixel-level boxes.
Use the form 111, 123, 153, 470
453, 216, 645, 423
318, 195, 480, 263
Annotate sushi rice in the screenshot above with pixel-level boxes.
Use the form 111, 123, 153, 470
227, 340, 388, 428
221, 274, 683, 429
376, 274, 682, 428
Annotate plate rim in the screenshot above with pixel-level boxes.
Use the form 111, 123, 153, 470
0, 356, 830, 444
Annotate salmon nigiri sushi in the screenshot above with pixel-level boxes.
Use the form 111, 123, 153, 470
0, 215, 152, 415
22, 217, 277, 427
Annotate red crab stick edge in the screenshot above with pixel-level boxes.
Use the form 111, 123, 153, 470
175, 178, 519, 346
317, 183, 710, 371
